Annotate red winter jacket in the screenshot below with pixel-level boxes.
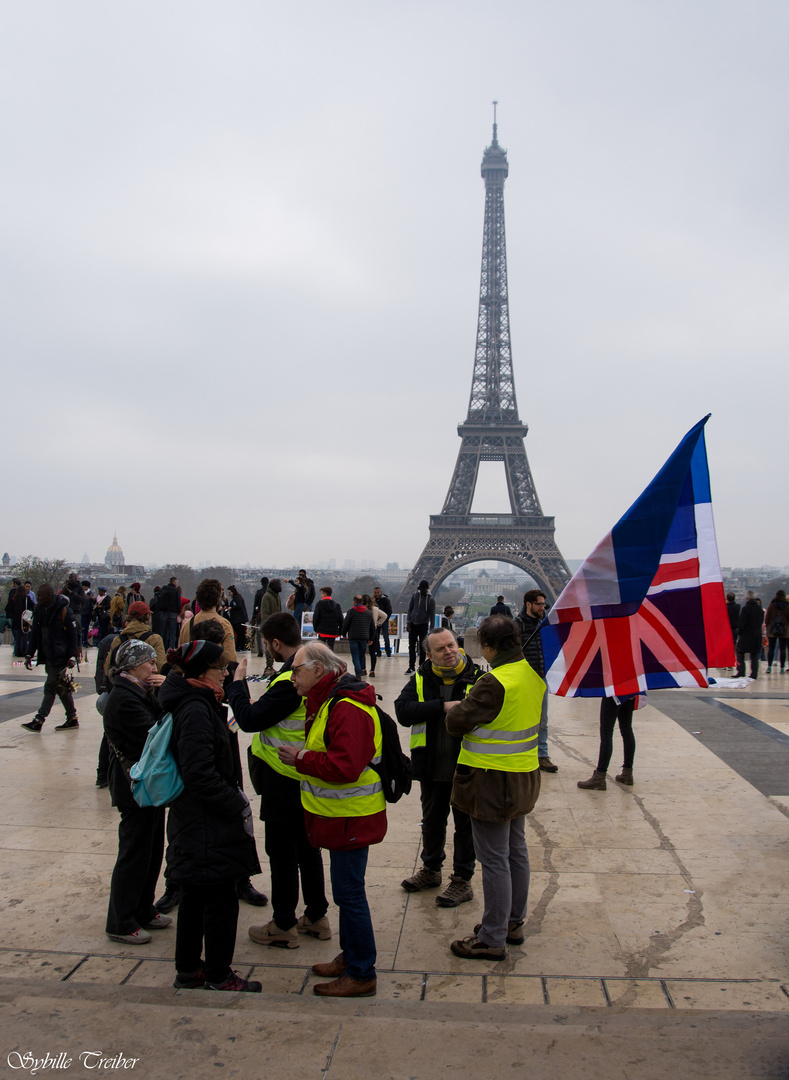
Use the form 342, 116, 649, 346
296, 671, 387, 851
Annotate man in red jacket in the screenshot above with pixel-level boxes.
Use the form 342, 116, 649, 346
278, 642, 386, 998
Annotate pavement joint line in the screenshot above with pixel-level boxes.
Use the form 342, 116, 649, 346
0, 947, 779, 984
296, 969, 311, 995
601, 978, 612, 1006
660, 980, 676, 1008
60, 954, 89, 982
703, 697, 789, 749
781, 985, 789, 1001
120, 958, 144, 985
321, 1023, 342, 1080
481, 973, 488, 1002
419, 973, 427, 1001
541, 975, 549, 1004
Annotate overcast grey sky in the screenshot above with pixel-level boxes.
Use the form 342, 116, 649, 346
2, 0, 787, 571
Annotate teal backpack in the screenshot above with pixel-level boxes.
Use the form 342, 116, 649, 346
130, 712, 184, 807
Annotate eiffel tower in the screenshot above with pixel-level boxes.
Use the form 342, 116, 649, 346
397, 109, 571, 607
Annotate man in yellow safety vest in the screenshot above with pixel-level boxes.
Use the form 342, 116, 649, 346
395, 627, 484, 906
278, 642, 386, 998
445, 615, 542, 960
228, 613, 330, 949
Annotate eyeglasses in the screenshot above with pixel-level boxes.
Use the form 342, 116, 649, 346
292, 663, 314, 675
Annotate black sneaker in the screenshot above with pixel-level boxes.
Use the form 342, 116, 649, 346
95, 776, 108, 789
236, 879, 269, 906
155, 885, 181, 914
21, 718, 45, 733
55, 716, 79, 730
173, 967, 205, 989
205, 970, 262, 992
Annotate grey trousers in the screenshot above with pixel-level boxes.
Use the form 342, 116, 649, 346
470, 815, 530, 948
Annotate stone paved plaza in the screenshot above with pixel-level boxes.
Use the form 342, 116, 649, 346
1, 643, 788, 1078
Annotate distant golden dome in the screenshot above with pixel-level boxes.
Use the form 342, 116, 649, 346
105, 533, 125, 568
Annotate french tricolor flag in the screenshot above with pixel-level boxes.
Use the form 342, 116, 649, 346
542, 415, 734, 698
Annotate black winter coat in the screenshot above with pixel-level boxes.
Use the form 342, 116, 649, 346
341, 606, 375, 641
737, 599, 764, 652
515, 609, 544, 677
228, 594, 248, 627
157, 583, 182, 614
103, 676, 161, 813
395, 656, 485, 782
26, 596, 79, 665
313, 597, 344, 637
159, 673, 256, 884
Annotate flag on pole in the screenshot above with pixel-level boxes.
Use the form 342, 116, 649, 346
542, 415, 734, 698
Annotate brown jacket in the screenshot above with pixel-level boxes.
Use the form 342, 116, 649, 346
446, 648, 541, 823
104, 619, 166, 674
179, 609, 237, 667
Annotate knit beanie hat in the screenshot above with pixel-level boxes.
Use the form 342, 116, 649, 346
114, 639, 157, 673
167, 639, 224, 677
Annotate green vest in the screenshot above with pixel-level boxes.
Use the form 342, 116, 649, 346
250, 670, 306, 782
411, 670, 472, 751
456, 659, 542, 773
299, 695, 385, 817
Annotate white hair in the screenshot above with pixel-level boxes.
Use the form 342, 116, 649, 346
298, 642, 345, 675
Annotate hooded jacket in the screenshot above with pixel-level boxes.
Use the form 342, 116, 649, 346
158, 671, 257, 884
295, 671, 387, 850
26, 595, 79, 665
341, 604, 375, 641
259, 585, 282, 623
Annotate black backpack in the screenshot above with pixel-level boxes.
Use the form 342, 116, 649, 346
328, 693, 412, 804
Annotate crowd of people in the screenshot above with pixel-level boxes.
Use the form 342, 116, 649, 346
7, 568, 788, 997
727, 588, 789, 679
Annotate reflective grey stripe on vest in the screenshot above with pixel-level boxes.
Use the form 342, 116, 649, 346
461, 738, 532, 755
468, 724, 539, 742
277, 715, 306, 731
411, 723, 426, 737
300, 778, 384, 800
257, 732, 300, 749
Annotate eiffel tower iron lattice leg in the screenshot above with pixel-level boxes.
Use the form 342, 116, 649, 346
398, 109, 571, 609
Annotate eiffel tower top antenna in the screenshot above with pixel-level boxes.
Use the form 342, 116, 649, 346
492, 100, 498, 144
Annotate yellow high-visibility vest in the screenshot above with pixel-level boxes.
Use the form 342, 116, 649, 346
457, 660, 542, 773
411, 671, 473, 751
250, 670, 306, 782
299, 696, 385, 817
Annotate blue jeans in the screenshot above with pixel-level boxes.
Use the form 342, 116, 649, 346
293, 603, 306, 629
378, 622, 391, 656
329, 847, 376, 981
349, 639, 367, 677
164, 613, 179, 651
537, 687, 549, 758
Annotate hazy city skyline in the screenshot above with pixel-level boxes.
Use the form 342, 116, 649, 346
2, 2, 787, 571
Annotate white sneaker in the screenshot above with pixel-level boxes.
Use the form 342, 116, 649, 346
106, 927, 152, 944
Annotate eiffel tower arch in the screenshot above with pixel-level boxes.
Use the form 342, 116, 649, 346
398, 109, 571, 609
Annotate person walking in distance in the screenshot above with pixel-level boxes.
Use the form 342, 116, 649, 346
406, 580, 435, 675
22, 584, 80, 732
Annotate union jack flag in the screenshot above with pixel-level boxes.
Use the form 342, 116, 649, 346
542, 415, 734, 698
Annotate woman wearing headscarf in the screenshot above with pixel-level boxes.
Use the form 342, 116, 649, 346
159, 639, 262, 993
103, 639, 169, 944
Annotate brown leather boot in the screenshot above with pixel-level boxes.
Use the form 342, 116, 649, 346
577, 770, 607, 790
313, 974, 376, 998
615, 767, 634, 786
311, 953, 346, 978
